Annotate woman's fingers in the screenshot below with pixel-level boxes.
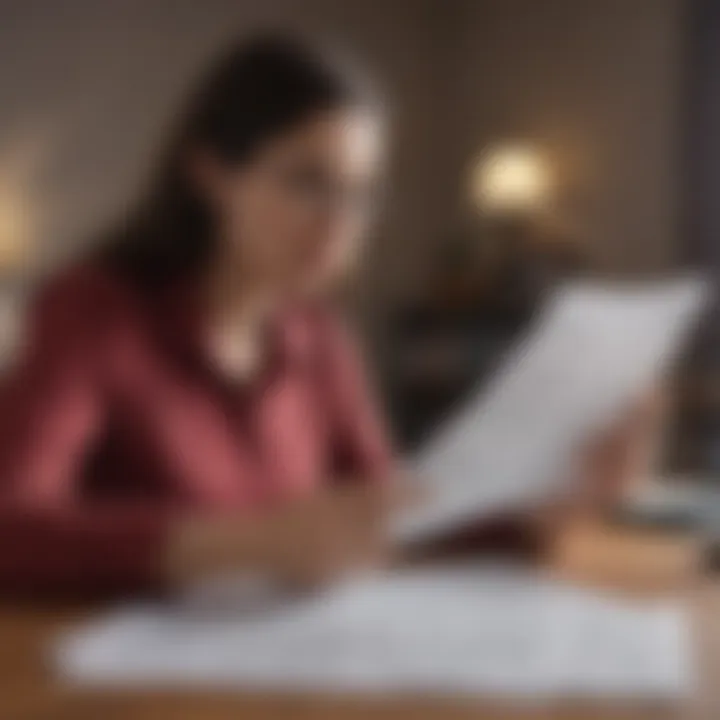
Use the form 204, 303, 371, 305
169, 479, 428, 591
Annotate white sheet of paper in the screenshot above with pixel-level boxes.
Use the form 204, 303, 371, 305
55, 565, 692, 699
392, 278, 708, 544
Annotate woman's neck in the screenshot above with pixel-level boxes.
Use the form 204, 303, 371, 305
203, 252, 274, 381
205, 245, 272, 324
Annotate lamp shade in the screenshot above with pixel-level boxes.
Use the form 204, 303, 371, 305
0, 185, 33, 272
471, 143, 551, 215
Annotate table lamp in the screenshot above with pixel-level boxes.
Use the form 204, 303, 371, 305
466, 143, 559, 322
0, 188, 32, 272
470, 142, 552, 218
0, 184, 34, 367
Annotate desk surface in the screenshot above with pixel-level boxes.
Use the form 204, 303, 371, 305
0, 526, 717, 720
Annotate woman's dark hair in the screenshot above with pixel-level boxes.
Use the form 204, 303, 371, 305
101, 33, 377, 292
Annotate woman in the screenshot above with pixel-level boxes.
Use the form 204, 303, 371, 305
0, 35, 658, 598
0, 35, 399, 597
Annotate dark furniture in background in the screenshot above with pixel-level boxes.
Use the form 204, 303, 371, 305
387, 303, 528, 450
385, 224, 585, 451
674, 0, 720, 475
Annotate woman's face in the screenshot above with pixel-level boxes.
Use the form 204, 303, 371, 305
196, 108, 384, 300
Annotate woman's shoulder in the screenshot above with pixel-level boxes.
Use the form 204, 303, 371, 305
27, 262, 144, 340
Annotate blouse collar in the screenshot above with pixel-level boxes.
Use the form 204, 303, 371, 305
155, 280, 317, 380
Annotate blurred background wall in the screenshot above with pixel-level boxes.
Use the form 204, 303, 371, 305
437, 0, 685, 274
5, 0, 716, 466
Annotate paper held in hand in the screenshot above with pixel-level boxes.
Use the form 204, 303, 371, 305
392, 277, 709, 545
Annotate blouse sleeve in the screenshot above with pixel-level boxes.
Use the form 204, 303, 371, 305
320, 315, 395, 480
0, 272, 168, 597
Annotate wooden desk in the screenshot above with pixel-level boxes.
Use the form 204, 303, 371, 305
0, 525, 717, 720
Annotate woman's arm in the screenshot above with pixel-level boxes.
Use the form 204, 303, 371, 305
0, 288, 403, 597
0, 277, 171, 598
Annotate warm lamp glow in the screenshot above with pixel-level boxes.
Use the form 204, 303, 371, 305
0, 187, 33, 271
471, 143, 551, 215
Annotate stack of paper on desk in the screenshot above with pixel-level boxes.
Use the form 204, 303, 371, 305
392, 278, 708, 544
56, 565, 692, 698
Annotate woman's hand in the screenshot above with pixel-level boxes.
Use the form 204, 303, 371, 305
532, 385, 667, 539
568, 386, 666, 511
412, 386, 668, 561
255, 482, 405, 587
165, 482, 407, 590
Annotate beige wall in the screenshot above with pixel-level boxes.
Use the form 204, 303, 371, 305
438, 0, 686, 274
